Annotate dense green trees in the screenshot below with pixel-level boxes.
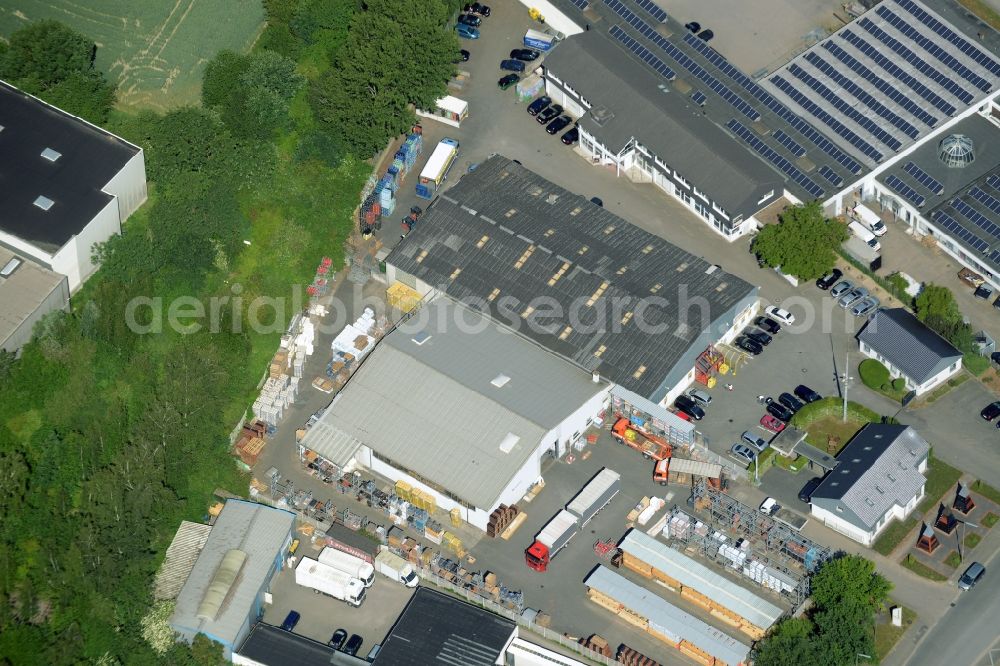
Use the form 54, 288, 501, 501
753, 202, 850, 281
914, 283, 974, 352
0, 21, 116, 123
755, 555, 891, 666
309, 0, 460, 156
202, 50, 303, 141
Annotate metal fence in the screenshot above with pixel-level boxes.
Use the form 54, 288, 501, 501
412, 566, 618, 666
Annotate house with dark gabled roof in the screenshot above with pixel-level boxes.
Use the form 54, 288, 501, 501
857, 308, 962, 396
810, 424, 929, 546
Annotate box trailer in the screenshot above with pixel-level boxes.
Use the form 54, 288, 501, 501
294, 557, 366, 606
524, 28, 555, 51
318, 546, 376, 587
525, 510, 579, 572
375, 550, 420, 587
325, 523, 379, 563
566, 468, 621, 526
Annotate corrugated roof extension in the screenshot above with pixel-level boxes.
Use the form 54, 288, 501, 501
617, 529, 783, 629
584, 565, 751, 665
154, 520, 212, 600
385, 156, 756, 401
857, 308, 962, 385
811, 424, 930, 531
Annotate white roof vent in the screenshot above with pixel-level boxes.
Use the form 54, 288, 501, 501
33, 195, 55, 211
499, 432, 520, 454
1, 257, 23, 278
705, 264, 719, 275
41, 148, 62, 162
491, 374, 511, 388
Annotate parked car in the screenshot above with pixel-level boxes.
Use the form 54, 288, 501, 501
456, 24, 480, 39
746, 329, 772, 346
464, 2, 491, 16
760, 414, 786, 433
766, 402, 794, 422
366, 644, 383, 661
731, 443, 756, 463
688, 388, 712, 405
329, 629, 348, 650
500, 59, 525, 72
765, 305, 795, 325
759, 497, 780, 515
981, 401, 1000, 421
798, 477, 823, 503
684, 21, 701, 32
869, 219, 887, 236
830, 280, 853, 298
993, 351, 1000, 366
816, 268, 843, 290
698, 29, 714, 41
456, 49, 470, 62
958, 562, 985, 590
560, 126, 579, 145
497, 74, 519, 89
838, 287, 868, 309
778, 392, 804, 413
527, 95, 551, 115
975, 284, 993, 300
281, 611, 301, 632
741, 430, 768, 452
510, 48, 540, 61
794, 384, 822, 403
536, 104, 563, 124
545, 116, 572, 135
457, 13, 482, 27
851, 296, 880, 317
755, 316, 781, 334
674, 395, 706, 420
590, 196, 604, 207
736, 336, 764, 356
343, 634, 364, 656
994, 295, 1000, 310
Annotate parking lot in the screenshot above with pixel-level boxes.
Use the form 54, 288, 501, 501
262, 557, 415, 657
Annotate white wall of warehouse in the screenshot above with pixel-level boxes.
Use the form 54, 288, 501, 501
51, 197, 121, 291
505, 637, 588, 666
515, 0, 584, 38
104, 150, 149, 221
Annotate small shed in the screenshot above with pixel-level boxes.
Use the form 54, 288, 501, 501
417, 95, 469, 128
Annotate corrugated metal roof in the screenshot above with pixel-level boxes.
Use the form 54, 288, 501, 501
0, 246, 67, 350
857, 309, 961, 385
618, 529, 782, 629
309, 302, 608, 509
300, 407, 363, 467
812, 424, 930, 531
667, 458, 723, 478
170, 500, 294, 647
154, 520, 212, 600
584, 565, 751, 665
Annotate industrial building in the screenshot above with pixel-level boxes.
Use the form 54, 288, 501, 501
0, 80, 147, 291
538, 0, 1000, 241
584, 565, 751, 666
0, 247, 69, 353
233, 624, 347, 666
301, 298, 610, 530
385, 156, 758, 407
857, 308, 963, 396
810, 424, 930, 546
170, 500, 296, 658
617, 529, 783, 639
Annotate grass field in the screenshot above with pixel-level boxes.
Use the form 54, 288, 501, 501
0, 0, 264, 110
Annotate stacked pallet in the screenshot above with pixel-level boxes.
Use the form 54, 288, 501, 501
578, 635, 612, 658
331, 307, 379, 361
617, 645, 663, 666
253, 375, 299, 426
486, 504, 520, 537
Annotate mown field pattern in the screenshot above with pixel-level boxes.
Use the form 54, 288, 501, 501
0, 0, 264, 109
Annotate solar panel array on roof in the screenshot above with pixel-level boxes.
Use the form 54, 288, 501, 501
818, 165, 844, 187
902, 161, 944, 195
932, 210, 990, 252
635, 0, 668, 22
970, 187, 1000, 217
772, 129, 806, 158
727, 120, 825, 198
610, 25, 677, 80
691, 90, 707, 106
885, 174, 926, 207
896, 0, 1000, 74
951, 199, 1000, 240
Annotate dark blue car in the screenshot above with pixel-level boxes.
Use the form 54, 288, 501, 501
280, 611, 300, 632
527, 96, 551, 116
500, 59, 525, 73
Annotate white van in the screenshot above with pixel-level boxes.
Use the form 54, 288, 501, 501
854, 204, 887, 236
848, 220, 881, 252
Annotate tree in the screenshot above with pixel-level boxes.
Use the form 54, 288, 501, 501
310, 0, 459, 156
752, 202, 849, 281
914, 283, 973, 352
810, 554, 891, 614
754, 617, 819, 666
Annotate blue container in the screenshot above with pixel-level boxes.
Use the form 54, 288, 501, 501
381, 197, 396, 215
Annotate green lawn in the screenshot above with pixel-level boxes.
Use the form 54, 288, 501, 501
965, 532, 982, 549
873, 518, 919, 556
972, 480, 1000, 506
874, 604, 917, 662
984, 512, 999, 529
0, 0, 264, 110
922, 374, 970, 404
802, 415, 866, 454
944, 550, 962, 569
901, 555, 947, 581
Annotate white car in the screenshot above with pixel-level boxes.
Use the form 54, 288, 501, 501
759, 497, 780, 515
764, 305, 795, 326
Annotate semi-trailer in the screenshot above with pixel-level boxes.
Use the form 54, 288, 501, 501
318, 546, 376, 587
294, 557, 366, 606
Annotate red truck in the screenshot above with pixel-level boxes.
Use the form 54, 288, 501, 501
611, 418, 672, 461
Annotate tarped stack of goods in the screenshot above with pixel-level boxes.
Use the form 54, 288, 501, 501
516, 74, 544, 101
720, 543, 748, 569
331, 307, 379, 363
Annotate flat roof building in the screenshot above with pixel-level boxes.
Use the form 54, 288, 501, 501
302, 297, 610, 529
0, 80, 146, 290
0, 246, 69, 353
385, 156, 758, 406
170, 500, 296, 658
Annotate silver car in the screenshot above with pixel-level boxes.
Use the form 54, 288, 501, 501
731, 443, 757, 463
851, 296, 880, 317
838, 286, 868, 309
741, 430, 768, 452
830, 280, 853, 298
688, 388, 712, 405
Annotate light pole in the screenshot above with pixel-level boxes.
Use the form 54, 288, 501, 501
958, 520, 980, 562
842, 350, 854, 422
856, 653, 872, 666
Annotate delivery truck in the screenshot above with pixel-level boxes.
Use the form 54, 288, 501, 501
325, 523, 379, 563
525, 510, 580, 572
375, 550, 420, 587
294, 557, 366, 606
524, 28, 555, 51
566, 468, 622, 526
318, 546, 376, 587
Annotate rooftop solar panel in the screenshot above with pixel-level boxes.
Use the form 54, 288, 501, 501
691, 90, 707, 106
932, 209, 991, 253
635, 0, 668, 22
772, 129, 806, 157
902, 162, 944, 195
952, 199, 1000, 240
896, 0, 1000, 75
885, 174, 926, 207
987, 174, 1000, 190
969, 187, 1000, 217
726, 119, 825, 198
609, 25, 677, 80
568, 0, 589, 8
818, 165, 844, 187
